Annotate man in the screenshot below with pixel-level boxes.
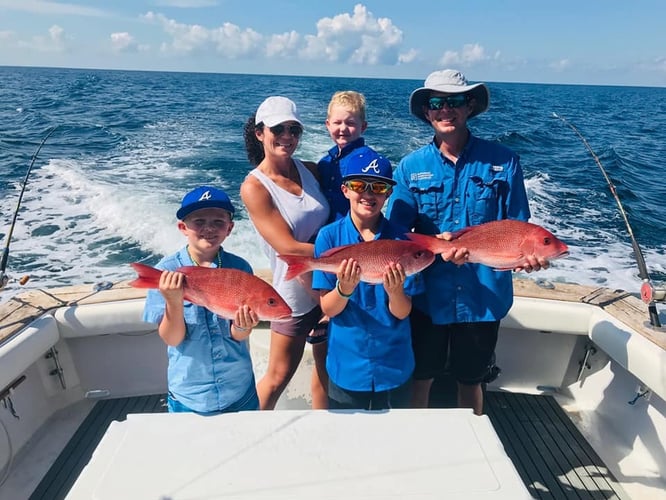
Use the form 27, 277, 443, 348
386, 69, 548, 415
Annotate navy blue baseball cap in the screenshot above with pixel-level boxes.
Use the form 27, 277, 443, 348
176, 186, 235, 220
342, 148, 396, 185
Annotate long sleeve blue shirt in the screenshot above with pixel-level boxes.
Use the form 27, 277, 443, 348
385, 133, 531, 325
317, 137, 366, 222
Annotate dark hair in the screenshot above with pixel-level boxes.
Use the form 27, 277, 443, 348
244, 114, 265, 166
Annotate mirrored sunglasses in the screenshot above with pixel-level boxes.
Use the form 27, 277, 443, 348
269, 123, 303, 137
344, 179, 392, 195
427, 95, 468, 110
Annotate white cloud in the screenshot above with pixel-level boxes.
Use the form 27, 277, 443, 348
301, 4, 404, 64
141, 4, 414, 66
209, 23, 262, 58
398, 48, 419, 64
15, 24, 68, 52
266, 31, 301, 58
439, 43, 488, 67
142, 11, 262, 56
111, 32, 137, 52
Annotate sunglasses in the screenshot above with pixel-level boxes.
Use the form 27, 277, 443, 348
427, 95, 468, 110
344, 179, 392, 195
269, 123, 303, 137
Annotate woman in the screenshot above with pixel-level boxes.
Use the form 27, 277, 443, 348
241, 96, 330, 410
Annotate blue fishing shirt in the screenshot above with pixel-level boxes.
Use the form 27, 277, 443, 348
312, 214, 421, 392
385, 133, 531, 325
142, 246, 256, 413
317, 137, 366, 222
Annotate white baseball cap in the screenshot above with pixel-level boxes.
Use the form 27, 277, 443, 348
255, 96, 303, 127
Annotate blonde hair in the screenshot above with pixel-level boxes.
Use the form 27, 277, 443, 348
327, 91, 366, 122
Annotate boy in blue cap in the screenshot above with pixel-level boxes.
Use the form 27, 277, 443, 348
143, 185, 261, 415
312, 150, 424, 410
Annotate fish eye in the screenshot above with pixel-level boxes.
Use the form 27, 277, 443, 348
544, 237, 551, 245
268, 298, 276, 306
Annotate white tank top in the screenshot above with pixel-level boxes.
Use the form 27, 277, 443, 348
249, 159, 330, 316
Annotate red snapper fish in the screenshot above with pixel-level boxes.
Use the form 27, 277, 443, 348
405, 220, 569, 270
129, 263, 292, 321
278, 240, 436, 284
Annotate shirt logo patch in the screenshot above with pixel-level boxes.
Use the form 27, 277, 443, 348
410, 172, 434, 181
491, 165, 504, 172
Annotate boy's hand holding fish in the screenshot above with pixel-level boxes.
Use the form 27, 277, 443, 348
335, 258, 361, 298
382, 262, 407, 296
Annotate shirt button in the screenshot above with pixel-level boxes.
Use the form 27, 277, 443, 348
454, 220, 459, 224
454, 197, 459, 203
457, 285, 462, 291
216, 378, 223, 384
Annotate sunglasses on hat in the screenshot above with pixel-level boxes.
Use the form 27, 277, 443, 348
344, 179, 392, 195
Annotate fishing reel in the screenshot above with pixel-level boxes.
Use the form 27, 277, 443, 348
0, 272, 30, 291
641, 281, 666, 304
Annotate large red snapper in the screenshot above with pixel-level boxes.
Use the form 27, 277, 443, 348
406, 220, 569, 270
129, 263, 292, 321
279, 240, 435, 284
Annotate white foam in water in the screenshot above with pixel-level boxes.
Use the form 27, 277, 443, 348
2, 116, 664, 302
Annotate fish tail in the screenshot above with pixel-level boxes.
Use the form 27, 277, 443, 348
279, 254, 313, 281
128, 262, 162, 289
405, 233, 451, 253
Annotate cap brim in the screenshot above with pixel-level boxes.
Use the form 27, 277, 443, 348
409, 83, 489, 124
343, 174, 396, 186
259, 114, 303, 127
177, 201, 235, 220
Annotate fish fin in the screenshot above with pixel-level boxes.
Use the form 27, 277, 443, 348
320, 243, 355, 258
128, 262, 162, 289
278, 254, 313, 281
449, 227, 474, 239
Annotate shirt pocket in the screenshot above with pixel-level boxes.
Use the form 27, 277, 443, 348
183, 303, 203, 339
467, 175, 508, 225
408, 179, 444, 221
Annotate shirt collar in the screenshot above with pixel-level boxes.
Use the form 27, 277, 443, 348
328, 137, 366, 159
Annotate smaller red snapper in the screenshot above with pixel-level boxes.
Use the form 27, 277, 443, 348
279, 240, 435, 284
406, 220, 569, 270
129, 263, 292, 321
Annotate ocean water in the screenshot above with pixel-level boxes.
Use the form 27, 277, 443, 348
1, 66, 665, 303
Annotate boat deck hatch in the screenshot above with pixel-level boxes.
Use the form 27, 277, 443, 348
30, 392, 628, 499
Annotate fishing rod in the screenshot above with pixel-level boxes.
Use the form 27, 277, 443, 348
553, 113, 663, 327
0, 127, 58, 291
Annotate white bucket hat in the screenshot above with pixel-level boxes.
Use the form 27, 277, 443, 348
409, 69, 489, 124
255, 96, 303, 127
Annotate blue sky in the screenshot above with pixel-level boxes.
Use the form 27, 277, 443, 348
1, 1, 664, 87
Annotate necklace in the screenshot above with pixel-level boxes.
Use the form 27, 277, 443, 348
186, 246, 222, 268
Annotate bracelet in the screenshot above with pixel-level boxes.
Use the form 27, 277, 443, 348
335, 279, 353, 298
232, 322, 250, 332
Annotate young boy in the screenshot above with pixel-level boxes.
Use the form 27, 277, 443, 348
143, 185, 261, 415
312, 150, 423, 410
318, 90, 372, 222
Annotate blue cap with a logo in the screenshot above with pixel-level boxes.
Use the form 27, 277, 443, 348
342, 147, 396, 185
176, 186, 235, 220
